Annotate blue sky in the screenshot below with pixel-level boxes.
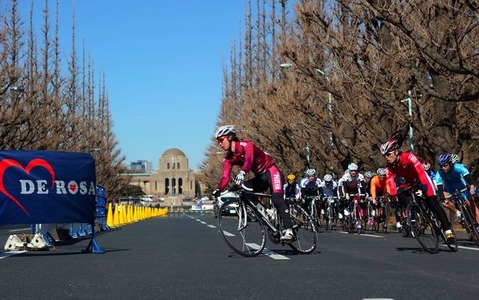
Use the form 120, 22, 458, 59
17, 1, 246, 170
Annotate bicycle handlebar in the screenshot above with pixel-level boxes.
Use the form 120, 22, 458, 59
396, 182, 425, 196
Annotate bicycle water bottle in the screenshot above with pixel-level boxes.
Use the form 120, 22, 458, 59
266, 208, 275, 219
256, 203, 266, 217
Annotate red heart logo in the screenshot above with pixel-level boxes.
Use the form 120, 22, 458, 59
69, 183, 77, 192
0, 158, 55, 217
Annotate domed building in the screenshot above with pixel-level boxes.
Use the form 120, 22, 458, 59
124, 148, 201, 203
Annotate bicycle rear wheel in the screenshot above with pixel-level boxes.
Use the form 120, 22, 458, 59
407, 201, 439, 253
343, 213, 354, 233
325, 206, 335, 231
218, 199, 266, 257
288, 204, 317, 254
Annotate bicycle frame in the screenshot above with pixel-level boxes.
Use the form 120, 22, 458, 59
217, 187, 318, 257
323, 196, 338, 230
239, 190, 279, 234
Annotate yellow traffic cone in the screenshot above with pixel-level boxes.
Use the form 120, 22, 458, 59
119, 204, 125, 226
126, 205, 131, 223
133, 206, 137, 222
106, 203, 116, 228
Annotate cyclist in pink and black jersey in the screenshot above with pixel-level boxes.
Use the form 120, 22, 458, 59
380, 138, 455, 242
212, 125, 294, 242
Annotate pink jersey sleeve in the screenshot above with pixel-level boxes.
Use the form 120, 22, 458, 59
240, 141, 254, 173
218, 159, 233, 190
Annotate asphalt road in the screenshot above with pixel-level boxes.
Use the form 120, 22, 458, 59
1, 212, 479, 300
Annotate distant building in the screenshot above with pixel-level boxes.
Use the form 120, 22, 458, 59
122, 148, 204, 202
129, 160, 153, 172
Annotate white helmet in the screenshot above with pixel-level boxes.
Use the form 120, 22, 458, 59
376, 168, 386, 176
422, 162, 431, 171
323, 174, 333, 182
348, 163, 358, 171
450, 153, 460, 164
305, 168, 316, 177
214, 125, 236, 139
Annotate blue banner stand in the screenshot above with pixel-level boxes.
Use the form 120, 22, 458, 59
82, 222, 105, 254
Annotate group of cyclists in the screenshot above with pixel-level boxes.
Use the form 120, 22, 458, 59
212, 124, 478, 246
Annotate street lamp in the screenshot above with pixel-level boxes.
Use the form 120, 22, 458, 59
10, 86, 24, 93
305, 144, 311, 167
400, 90, 414, 152
315, 69, 334, 148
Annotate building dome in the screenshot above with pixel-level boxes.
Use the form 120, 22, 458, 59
161, 148, 186, 158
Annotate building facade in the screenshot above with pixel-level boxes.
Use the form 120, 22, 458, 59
129, 160, 153, 172
124, 148, 202, 201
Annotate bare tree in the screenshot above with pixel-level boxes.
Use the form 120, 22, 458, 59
200, 0, 479, 192
0, 0, 129, 199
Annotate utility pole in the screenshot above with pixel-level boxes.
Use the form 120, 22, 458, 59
401, 90, 414, 152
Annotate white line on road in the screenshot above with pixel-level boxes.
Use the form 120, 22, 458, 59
222, 230, 235, 237
245, 243, 289, 260
262, 248, 290, 260
339, 231, 384, 238
440, 244, 479, 251
0, 251, 27, 260
360, 233, 384, 238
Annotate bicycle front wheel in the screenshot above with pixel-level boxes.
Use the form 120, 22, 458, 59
288, 204, 317, 254
407, 201, 439, 253
383, 203, 390, 233
218, 200, 266, 257
325, 206, 335, 231
462, 205, 479, 247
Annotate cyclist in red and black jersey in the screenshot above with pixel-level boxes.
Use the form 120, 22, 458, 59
380, 138, 455, 241
212, 125, 294, 242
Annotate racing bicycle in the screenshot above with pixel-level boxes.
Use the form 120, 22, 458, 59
323, 196, 339, 231
451, 188, 479, 246
216, 186, 317, 257
369, 196, 390, 233
303, 194, 322, 230
402, 185, 458, 253
343, 194, 366, 234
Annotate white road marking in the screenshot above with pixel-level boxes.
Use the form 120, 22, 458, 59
339, 231, 384, 238
440, 244, 479, 251
262, 248, 290, 260
0, 251, 27, 260
245, 243, 289, 260
360, 233, 384, 238
222, 230, 235, 237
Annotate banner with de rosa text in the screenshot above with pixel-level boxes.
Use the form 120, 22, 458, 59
0, 150, 96, 225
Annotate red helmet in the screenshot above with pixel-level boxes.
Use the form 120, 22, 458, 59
380, 139, 400, 155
